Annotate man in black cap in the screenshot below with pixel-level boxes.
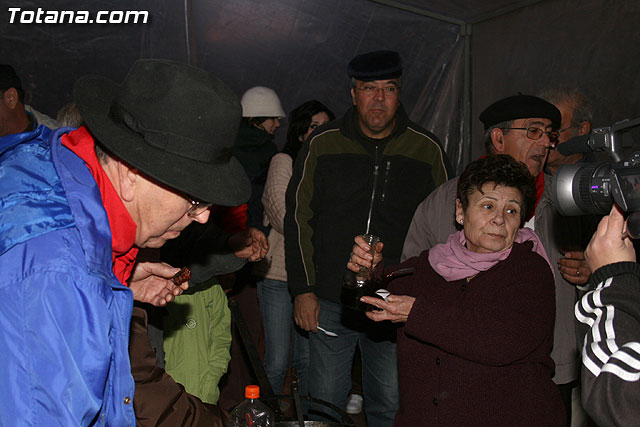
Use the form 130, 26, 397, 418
284, 50, 450, 425
402, 94, 593, 423
402, 94, 560, 257
0, 64, 58, 136
0, 60, 266, 425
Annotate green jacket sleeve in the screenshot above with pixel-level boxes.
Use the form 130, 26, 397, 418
163, 283, 231, 405
284, 136, 319, 298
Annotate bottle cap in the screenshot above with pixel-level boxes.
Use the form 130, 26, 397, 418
245, 385, 260, 399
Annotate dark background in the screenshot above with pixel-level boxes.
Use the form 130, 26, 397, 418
1, 0, 638, 173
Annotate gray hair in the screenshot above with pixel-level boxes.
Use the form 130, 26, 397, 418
93, 142, 110, 165
537, 86, 593, 127
484, 120, 513, 154
56, 102, 84, 128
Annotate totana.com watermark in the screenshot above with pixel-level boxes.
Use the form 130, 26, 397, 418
7, 7, 149, 24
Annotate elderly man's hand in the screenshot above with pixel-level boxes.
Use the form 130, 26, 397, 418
347, 234, 384, 273
228, 227, 269, 261
585, 205, 636, 272
128, 261, 189, 306
558, 251, 591, 285
360, 294, 415, 323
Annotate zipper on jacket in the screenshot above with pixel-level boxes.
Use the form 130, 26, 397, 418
365, 144, 385, 233
380, 160, 391, 203
365, 164, 379, 234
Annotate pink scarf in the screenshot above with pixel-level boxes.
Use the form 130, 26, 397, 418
428, 228, 553, 282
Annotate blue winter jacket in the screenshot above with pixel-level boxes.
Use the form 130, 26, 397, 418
0, 126, 136, 426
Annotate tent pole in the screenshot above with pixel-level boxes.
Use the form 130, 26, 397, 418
368, 0, 464, 25
461, 23, 472, 172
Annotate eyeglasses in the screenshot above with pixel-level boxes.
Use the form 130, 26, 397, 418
186, 197, 212, 218
500, 127, 559, 143
355, 85, 399, 96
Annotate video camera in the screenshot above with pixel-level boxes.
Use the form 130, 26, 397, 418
552, 118, 640, 218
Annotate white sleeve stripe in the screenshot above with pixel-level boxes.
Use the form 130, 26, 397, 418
591, 336, 614, 364
585, 341, 640, 381
626, 341, 640, 354
611, 343, 640, 371
582, 346, 602, 376
601, 363, 640, 381
604, 305, 618, 354
575, 298, 596, 326
579, 277, 640, 381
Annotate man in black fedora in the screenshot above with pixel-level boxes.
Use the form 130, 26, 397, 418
0, 60, 266, 425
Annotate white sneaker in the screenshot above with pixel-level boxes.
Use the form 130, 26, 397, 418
345, 393, 363, 415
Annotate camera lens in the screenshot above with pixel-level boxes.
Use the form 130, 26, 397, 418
553, 163, 614, 215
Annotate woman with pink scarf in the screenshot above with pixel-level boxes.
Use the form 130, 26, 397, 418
348, 155, 565, 426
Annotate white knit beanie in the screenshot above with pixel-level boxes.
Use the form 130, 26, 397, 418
240, 86, 286, 118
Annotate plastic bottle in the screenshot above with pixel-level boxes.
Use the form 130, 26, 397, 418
229, 385, 275, 427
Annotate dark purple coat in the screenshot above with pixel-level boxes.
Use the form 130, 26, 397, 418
387, 241, 565, 426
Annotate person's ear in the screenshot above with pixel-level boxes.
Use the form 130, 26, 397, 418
577, 121, 591, 136
117, 162, 139, 203
455, 198, 464, 225
351, 87, 357, 106
2, 87, 19, 110
491, 128, 506, 154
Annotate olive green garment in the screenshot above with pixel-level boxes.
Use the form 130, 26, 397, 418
163, 282, 232, 404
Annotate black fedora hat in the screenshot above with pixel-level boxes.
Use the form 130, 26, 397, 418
74, 59, 250, 206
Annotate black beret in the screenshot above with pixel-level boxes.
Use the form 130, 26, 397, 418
347, 50, 402, 81
0, 64, 22, 92
479, 94, 561, 130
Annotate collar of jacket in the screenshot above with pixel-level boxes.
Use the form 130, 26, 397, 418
0, 126, 75, 256
61, 126, 139, 284
234, 120, 274, 148
340, 103, 410, 151
51, 126, 129, 283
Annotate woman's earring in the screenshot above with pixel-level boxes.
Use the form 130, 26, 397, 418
458, 218, 464, 225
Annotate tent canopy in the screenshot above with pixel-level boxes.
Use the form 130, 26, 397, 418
2, 0, 638, 172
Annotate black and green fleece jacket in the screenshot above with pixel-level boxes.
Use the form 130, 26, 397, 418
284, 105, 451, 303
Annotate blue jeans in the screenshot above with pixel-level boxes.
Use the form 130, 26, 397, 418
308, 298, 399, 427
257, 278, 309, 396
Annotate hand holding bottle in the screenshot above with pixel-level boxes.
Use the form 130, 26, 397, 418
347, 234, 384, 274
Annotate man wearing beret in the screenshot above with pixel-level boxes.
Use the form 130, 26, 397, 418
284, 50, 451, 425
402, 94, 589, 423
0, 60, 266, 425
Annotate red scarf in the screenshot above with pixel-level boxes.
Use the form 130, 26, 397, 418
61, 127, 139, 285
531, 172, 545, 221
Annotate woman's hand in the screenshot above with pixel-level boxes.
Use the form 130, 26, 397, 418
346, 234, 384, 273
228, 227, 269, 261
360, 294, 415, 323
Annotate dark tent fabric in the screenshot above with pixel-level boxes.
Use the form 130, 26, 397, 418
2, 0, 638, 172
